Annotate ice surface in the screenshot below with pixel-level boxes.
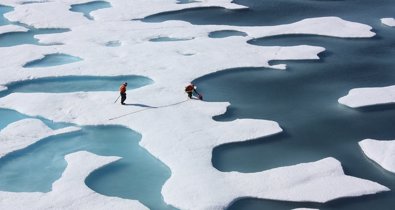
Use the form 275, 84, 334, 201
0, 0, 388, 209
359, 139, 395, 173
0, 118, 80, 157
381, 18, 395, 27
0, 151, 148, 210
0, 24, 27, 35
338, 85, 395, 108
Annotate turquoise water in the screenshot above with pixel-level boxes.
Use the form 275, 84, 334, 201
0, 28, 69, 47
208, 30, 247, 38
0, 125, 176, 210
177, 0, 199, 4
0, 75, 153, 98
0, 5, 12, 26
70, 1, 111, 20
23, 53, 82, 68
0, 109, 28, 130
0, 108, 71, 130
0, 5, 69, 47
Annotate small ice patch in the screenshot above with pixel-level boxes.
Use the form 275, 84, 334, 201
359, 139, 395, 173
381, 18, 395, 27
338, 85, 395, 108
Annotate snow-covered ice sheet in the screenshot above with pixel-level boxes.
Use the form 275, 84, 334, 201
0, 0, 388, 209
338, 85, 395, 108
0, 118, 80, 157
0, 151, 148, 210
359, 139, 395, 173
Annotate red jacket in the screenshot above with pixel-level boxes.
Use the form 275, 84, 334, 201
185, 84, 194, 93
120, 84, 127, 94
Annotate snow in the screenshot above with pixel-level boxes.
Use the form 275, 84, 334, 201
359, 139, 395, 173
381, 18, 395, 27
338, 85, 395, 108
0, 151, 148, 210
0, 118, 80, 157
0, 0, 388, 209
0, 24, 28, 35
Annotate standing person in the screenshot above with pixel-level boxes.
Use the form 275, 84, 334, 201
185, 83, 203, 100
119, 82, 127, 105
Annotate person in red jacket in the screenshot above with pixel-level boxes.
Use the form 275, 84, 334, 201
119, 82, 127, 105
185, 83, 202, 100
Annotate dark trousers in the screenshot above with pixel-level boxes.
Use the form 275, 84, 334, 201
187, 92, 192, 98
121, 93, 126, 104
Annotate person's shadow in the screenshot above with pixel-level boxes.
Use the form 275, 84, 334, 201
123, 103, 157, 108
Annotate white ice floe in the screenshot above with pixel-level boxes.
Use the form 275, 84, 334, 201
338, 85, 395, 108
0, 0, 387, 209
359, 139, 395, 173
381, 18, 395, 27
0, 151, 148, 210
0, 118, 80, 157
0, 24, 28, 35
